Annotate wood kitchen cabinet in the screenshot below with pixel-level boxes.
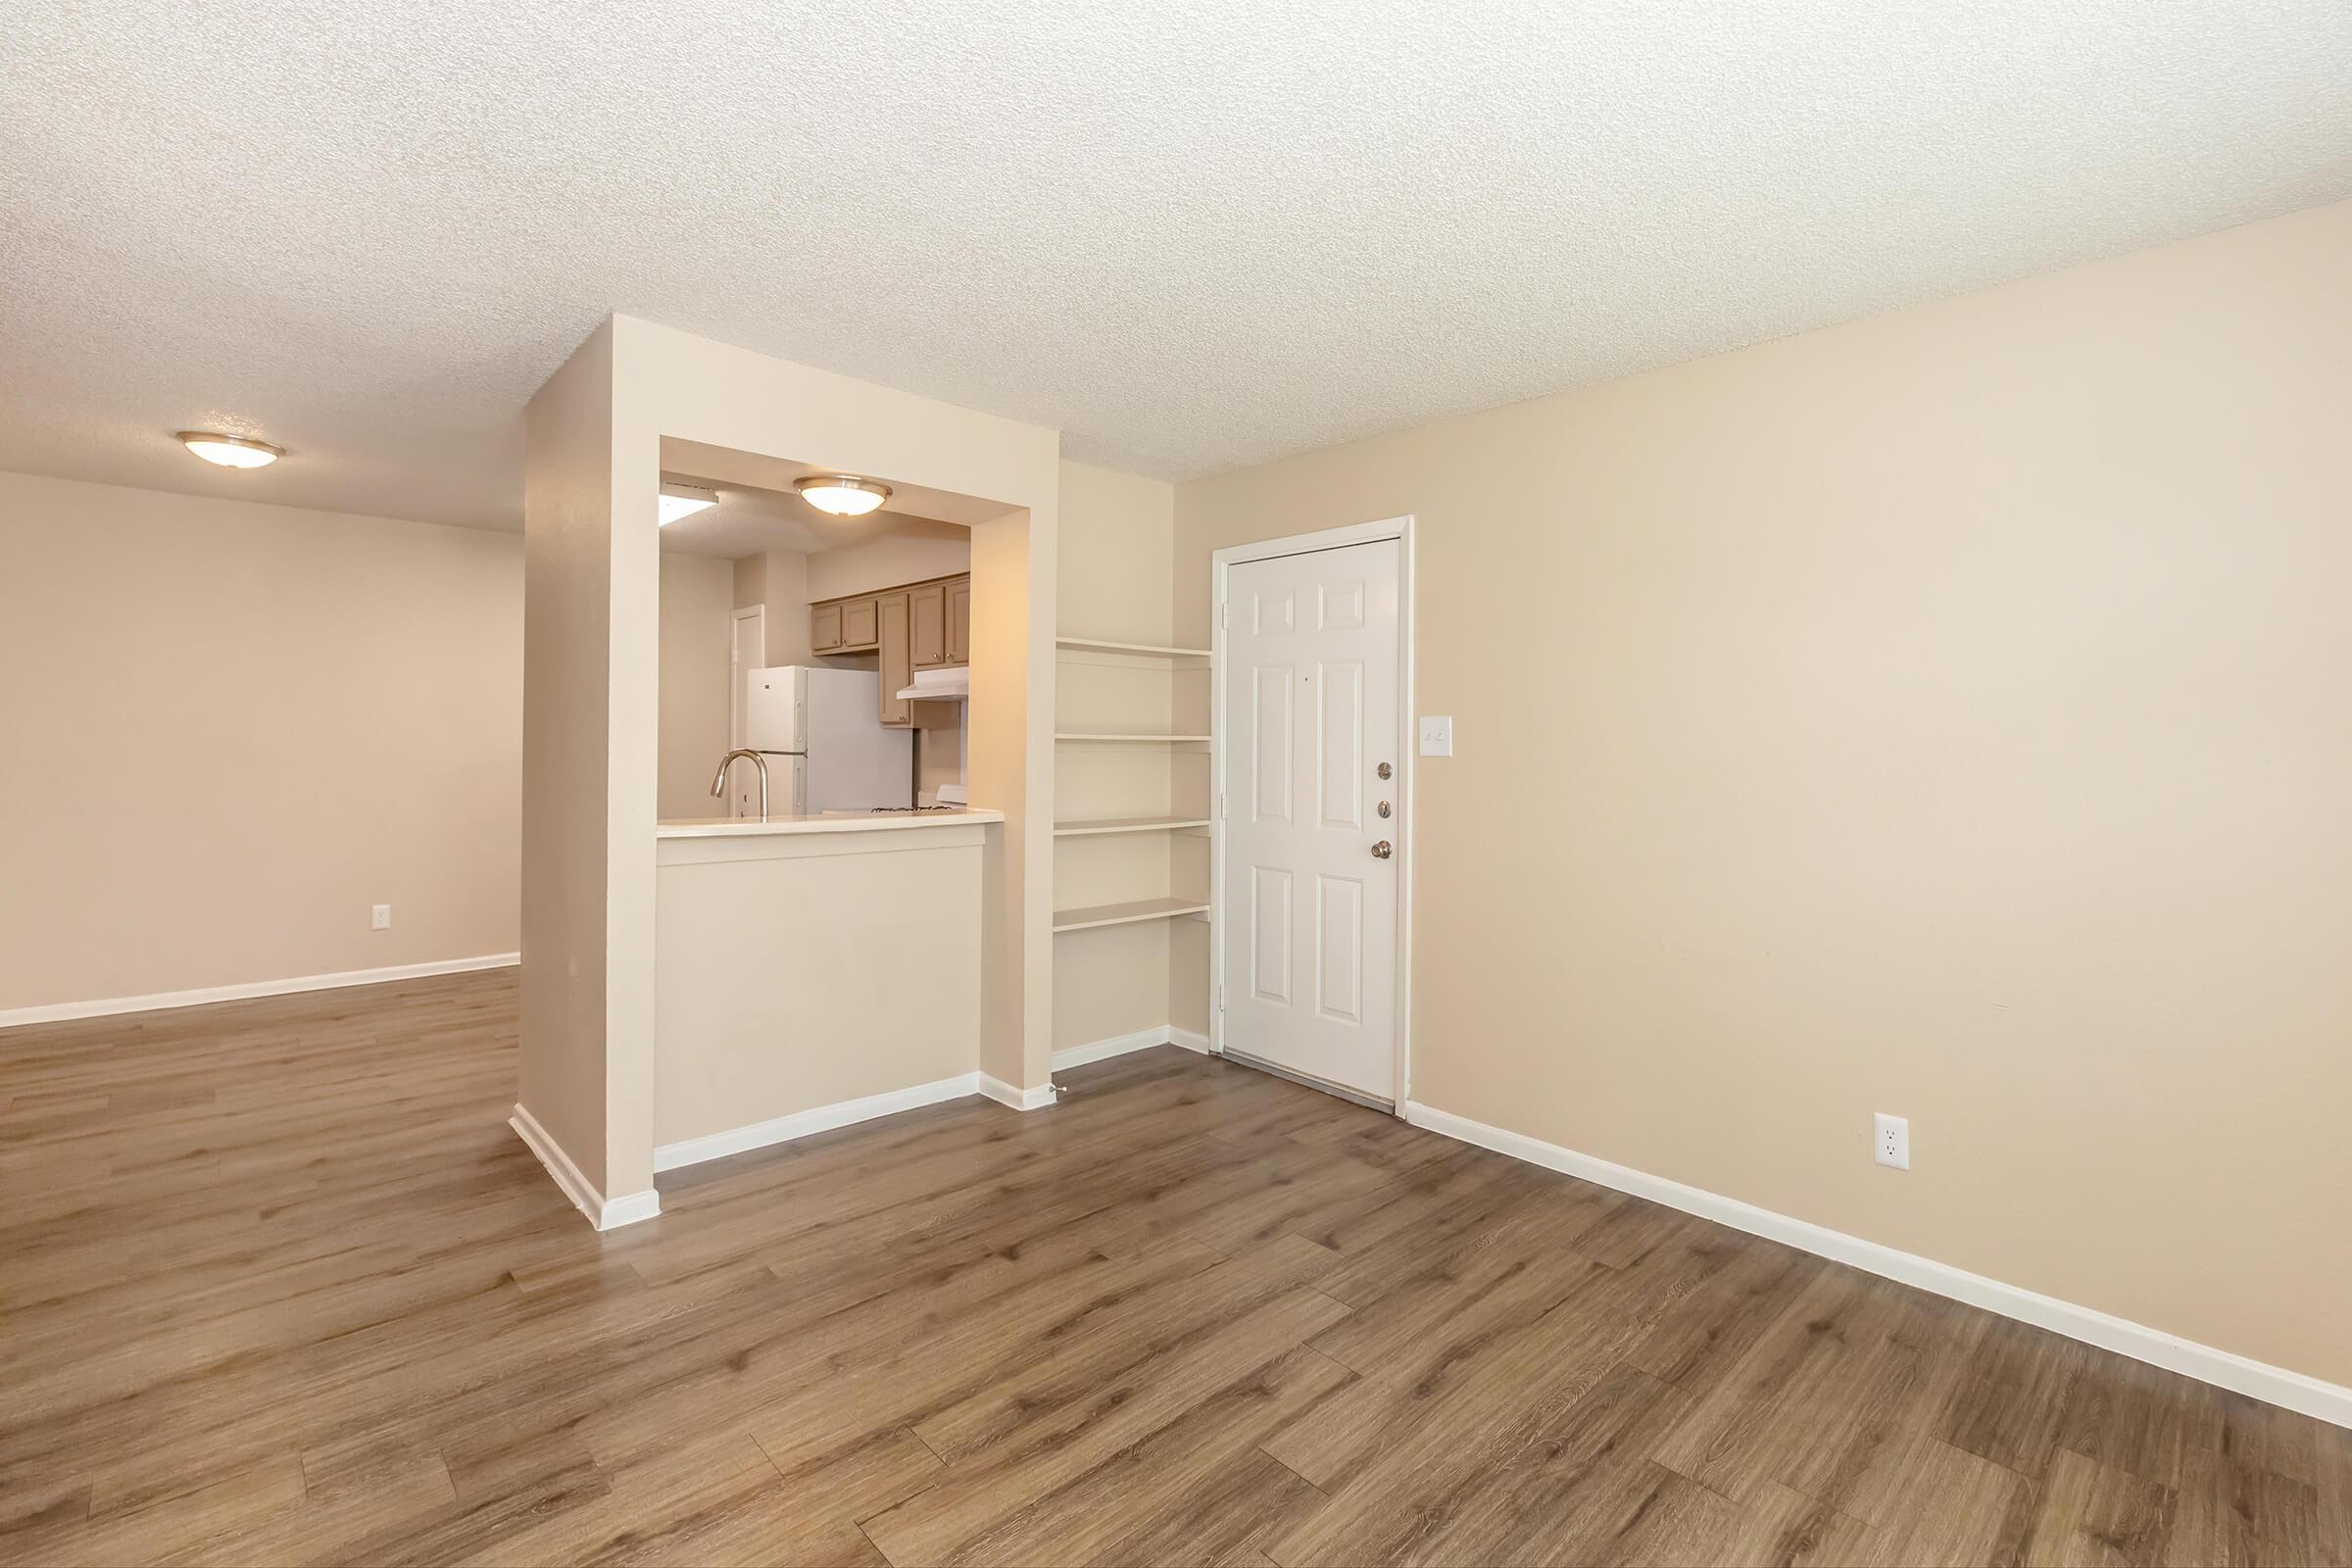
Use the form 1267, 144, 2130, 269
945, 577, 971, 665
876, 591, 912, 727
808, 573, 971, 730
909, 582, 948, 669
838, 597, 880, 651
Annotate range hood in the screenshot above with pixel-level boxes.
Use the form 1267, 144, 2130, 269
898, 665, 971, 808
896, 665, 969, 702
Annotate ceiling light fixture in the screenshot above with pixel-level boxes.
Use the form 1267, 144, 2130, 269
658, 482, 719, 526
794, 475, 892, 516
177, 431, 284, 468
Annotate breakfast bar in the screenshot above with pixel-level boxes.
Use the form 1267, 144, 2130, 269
651, 808, 1004, 1171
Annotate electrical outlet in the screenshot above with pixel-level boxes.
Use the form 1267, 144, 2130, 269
370, 905, 392, 931
1874, 1112, 1909, 1170
1419, 715, 1453, 757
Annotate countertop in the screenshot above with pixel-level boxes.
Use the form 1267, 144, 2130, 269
655, 808, 1004, 840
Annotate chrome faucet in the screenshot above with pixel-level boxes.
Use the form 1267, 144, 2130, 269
710, 749, 769, 819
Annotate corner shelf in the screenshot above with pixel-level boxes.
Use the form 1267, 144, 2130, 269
1053, 897, 1212, 934
1055, 637, 1211, 661
1054, 815, 1212, 837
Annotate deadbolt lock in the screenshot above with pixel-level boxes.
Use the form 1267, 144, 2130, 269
1376, 761, 1393, 779
1377, 801, 1392, 817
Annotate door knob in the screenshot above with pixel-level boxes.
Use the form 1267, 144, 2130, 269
1371, 840, 1393, 858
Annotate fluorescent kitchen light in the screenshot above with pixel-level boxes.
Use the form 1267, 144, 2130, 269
659, 482, 719, 525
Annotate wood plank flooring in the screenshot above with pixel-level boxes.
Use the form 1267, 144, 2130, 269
1, 968, 2346, 1566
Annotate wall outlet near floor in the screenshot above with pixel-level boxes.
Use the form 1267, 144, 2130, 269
1874, 1112, 1909, 1170
370, 905, 392, 931
1419, 715, 1454, 757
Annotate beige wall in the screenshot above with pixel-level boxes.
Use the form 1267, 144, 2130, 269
805, 527, 970, 603
654, 829, 983, 1148
761, 552, 814, 667
0, 472, 521, 1015
1172, 198, 2352, 1387
658, 553, 732, 820
520, 318, 639, 1200
732, 549, 815, 670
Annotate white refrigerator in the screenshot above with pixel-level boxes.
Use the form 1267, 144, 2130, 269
736, 666, 913, 816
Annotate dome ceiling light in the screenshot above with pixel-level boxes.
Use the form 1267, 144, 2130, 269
794, 475, 892, 516
177, 431, 284, 468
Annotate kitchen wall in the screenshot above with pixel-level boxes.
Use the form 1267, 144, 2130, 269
0, 470, 521, 1016
657, 552, 732, 820
804, 524, 969, 602
1171, 197, 2352, 1388
732, 550, 815, 669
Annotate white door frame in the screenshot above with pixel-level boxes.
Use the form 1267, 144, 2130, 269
1210, 514, 1417, 1109
729, 605, 766, 751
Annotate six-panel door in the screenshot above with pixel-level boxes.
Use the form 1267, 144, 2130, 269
1219, 539, 1400, 1102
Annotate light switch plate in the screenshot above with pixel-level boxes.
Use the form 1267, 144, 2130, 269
1419, 715, 1453, 757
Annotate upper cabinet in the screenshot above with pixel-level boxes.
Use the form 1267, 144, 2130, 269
875, 592, 912, 727
808, 572, 970, 728
946, 578, 971, 665
838, 597, 880, 651
909, 582, 948, 670
809, 575, 969, 670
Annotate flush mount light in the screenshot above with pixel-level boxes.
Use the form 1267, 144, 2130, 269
794, 475, 892, 516
658, 482, 719, 526
177, 431, 284, 468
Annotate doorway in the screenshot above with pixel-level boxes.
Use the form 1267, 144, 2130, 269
729, 605, 765, 756
1212, 517, 1413, 1107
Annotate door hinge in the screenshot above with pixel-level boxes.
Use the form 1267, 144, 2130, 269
1216, 984, 1224, 1012
1218, 791, 1227, 820
1219, 602, 1227, 630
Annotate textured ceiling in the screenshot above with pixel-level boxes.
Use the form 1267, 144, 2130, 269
4, 1, 2349, 531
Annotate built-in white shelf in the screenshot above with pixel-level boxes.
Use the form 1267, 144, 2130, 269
1055, 732, 1211, 744
1055, 636, 1211, 661
1054, 815, 1212, 838
1053, 897, 1213, 934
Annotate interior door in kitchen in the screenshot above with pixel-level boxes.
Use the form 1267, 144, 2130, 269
1220, 538, 1401, 1104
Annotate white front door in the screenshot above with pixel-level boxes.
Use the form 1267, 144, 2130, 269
1220, 539, 1401, 1102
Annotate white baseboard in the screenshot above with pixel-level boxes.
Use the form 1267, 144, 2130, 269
979, 1073, 1057, 1111
0, 952, 520, 1029
1053, 1027, 1172, 1070
510, 1103, 662, 1231
654, 1073, 981, 1173
1402, 1101, 2352, 1433
1050, 1025, 1215, 1071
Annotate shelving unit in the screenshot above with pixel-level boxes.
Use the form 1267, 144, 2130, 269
1053, 625, 1212, 942
1053, 897, 1212, 933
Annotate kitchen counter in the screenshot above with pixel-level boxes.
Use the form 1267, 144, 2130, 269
656, 808, 1003, 840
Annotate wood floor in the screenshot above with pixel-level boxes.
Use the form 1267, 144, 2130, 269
1, 971, 2345, 1567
